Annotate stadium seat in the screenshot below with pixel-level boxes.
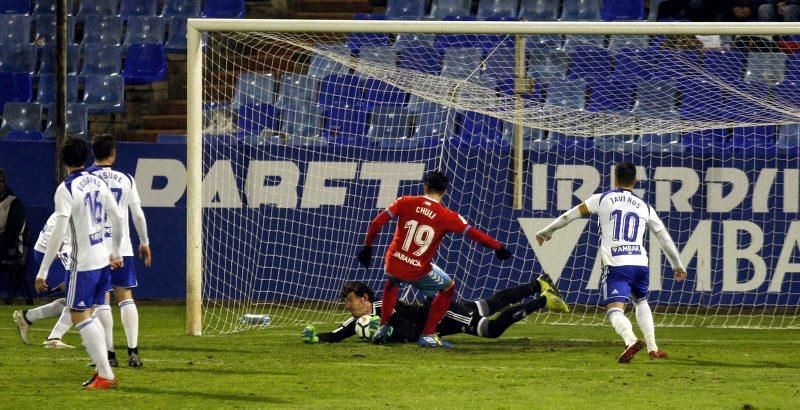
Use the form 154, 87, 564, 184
681, 129, 728, 153
784, 53, 800, 83
233, 72, 275, 108
319, 74, 364, 108
44, 103, 88, 139
613, 48, 657, 79
81, 75, 124, 113
237, 103, 278, 135
586, 76, 635, 112
678, 78, 724, 121
477, 0, 519, 19
429, 0, 471, 19
36, 74, 79, 105
567, 46, 612, 79
120, 0, 158, 18
386, 0, 427, 19
775, 81, 800, 108
307, 43, 350, 79
156, 133, 186, 143
122, 43, 167, 84
544, 78, 586, 111
501, 121, 547, 146
80, 16, 122, 46
33, 0, 70, 14
483, 46, 515, 87
0, 14, 31, 45
275, 74, 319, 110
0, 0, 29, 14
594, 135, 635, 152
0, 44, 36, 73
563, 34, 606, 51
397, 45, 442, 75
0, 102, 43, 140
527, 48, 568, 81
519, 0, 559, 20
347, 16, 390, 54
76, 0, 118, 18
367, 104, 410, 139
363, 78, 408, 111
394, 33, 436, 49
35, 14, 76, 46
777, 124, 800, 152
721, 80, 772, 123
702, 49, 745, 83
526, 34, 563, 49
202, 0, 245, 18
651, 48, 699, 80
601, 0, 645, 21
549, 132, 593, 150
745, 52, 787, 85
165, 17, 187, 52
731, 127, 777, 152
355, 46, 396, 76
322, 106, 369, 141
124, 16, 165, 46
441, 47, 484, 83
607, 35, 649, 50
161, 0, 200, 17
38, 44, 80, 74
0, 72, 31, 113
638, 132, 681, 152
560, 0, 600, 20
632, 80, 678, 118
80, 45, 122, 76
281, 103, 323, 139
412, 101, 455, 143
458, 111, 503, 144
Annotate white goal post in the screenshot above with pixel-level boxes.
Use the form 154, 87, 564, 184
187, 19, 800, 335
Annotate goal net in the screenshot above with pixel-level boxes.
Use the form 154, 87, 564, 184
187, 20, 800, 335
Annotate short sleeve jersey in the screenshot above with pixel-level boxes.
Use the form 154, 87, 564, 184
87, 165, 141, 257
34, 213, 72, 264
584, 189, 666, 268
55, 170, 116, 272
384, 195, 471, 281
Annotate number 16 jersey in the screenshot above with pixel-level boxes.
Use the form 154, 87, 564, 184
384, 195, 471, 281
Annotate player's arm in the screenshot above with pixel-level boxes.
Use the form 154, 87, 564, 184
536, 194, 600, 245
450, 213, 512, 260
104, 188, 125, 267
647, 208, 687, 281
357, 198, 402, 267
301, 317, 357, 343
35, 188, 70, 293
128, 178, 152, 267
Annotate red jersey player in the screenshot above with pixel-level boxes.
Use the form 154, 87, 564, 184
357, 171, 512, 348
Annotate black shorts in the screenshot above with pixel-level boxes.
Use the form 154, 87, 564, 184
437, 301, 481, 336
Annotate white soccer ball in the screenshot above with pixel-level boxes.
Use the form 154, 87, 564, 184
354, 314, 376, 340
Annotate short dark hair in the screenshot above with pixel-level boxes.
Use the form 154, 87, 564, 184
61, 137, 88, 167
615, 162, 637, 186
340, 281, 374, 302
423, 170, 449, 193
91, 134, 117, 161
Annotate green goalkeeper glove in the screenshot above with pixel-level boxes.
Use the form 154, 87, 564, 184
301, 325, 319, 344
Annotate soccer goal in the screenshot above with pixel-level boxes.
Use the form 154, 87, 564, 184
186, 19, 800, 335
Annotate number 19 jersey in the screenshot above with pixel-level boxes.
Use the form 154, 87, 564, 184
584, 189, 666, 268
384, 195, 471, 281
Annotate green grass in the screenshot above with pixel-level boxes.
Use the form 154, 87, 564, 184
1, 305, 799, 409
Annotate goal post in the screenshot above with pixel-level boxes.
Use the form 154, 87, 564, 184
187, 19, 800, 335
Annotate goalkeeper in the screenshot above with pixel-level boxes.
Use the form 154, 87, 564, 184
300, 277, 569, 344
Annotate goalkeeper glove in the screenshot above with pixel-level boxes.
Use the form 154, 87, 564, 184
495, 247, 512, 260
357, 246, 372, 268
301, 325, 319, 344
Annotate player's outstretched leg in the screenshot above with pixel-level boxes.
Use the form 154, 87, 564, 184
475, 282, 538, 316
633, 298, 667, 359
475, 297, 546, 338
12, 310, 31, 344
43, 307, 75, 349
537, 273, 564, 299
541, 289, 570, 313
13, 298, 68, 345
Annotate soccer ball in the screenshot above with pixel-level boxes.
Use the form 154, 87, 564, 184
355, 314, 377, 340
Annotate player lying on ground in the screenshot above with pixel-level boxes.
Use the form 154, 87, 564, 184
13, 212, 75, 349
357, 171, 512, 348
300, 277, 569, 344
536, 162, 687, 363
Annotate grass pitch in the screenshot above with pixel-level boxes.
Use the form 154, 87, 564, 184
1, 304, 799, 409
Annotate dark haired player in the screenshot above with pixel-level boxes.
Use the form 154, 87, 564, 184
536, 162, 687, 363
300, 278, 568, 344
356, 171, 512, 348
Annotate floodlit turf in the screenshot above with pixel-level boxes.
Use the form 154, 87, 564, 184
1, 304, 799, 408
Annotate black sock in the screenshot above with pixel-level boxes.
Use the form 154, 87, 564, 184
108, 351, 116, 360
128, 347, 139, 356
482, 284, 537, 315
22, 310, 32, 325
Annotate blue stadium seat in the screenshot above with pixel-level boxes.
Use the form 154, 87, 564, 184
601, 0, 644, 21
458, 111, 503, 144
501, 121, 547, 147
567, 46, 612, 79
76, 0, 117, 18
161, 0, 200, 17
745, 52, 787, 85
165, 17, 187, 52
563, 34, 605, 51
560, 0, 600, 20
367, 104, 410, 139
638, 132, 681, 153
785, 53, 800, 83
0, 72, 32, 113
526, 34, 563, 49
632, 80, 677, 118
347, 15, 390, 54
607, 35, 649, 50
280, 103, 323, 139
544, 78, 586, 110
156, 134, 186, 143
586, 76, 635, 112
319, 74, 364, 109
233, 72, 275, 108
237, 103, 278, 135
720, 80, 772, 123
81, 75, 124, 113
120, 0, 158, 18
0, 102, 43, 140
613, 48, 657, 79
322, 106, 369, 142
37, 73, 78, 105
519, 0, 559, 20
731, 127, 777, 153
124, 16, 165, 46
44, 102, 87, 139
275, 74, 319, 110
307, 44, 350, 79
386, 0, 426, 19
441, 47, 484, 83
80, 15, 121, 46
483, 46, 515, 87
549, 132, 594, 150
122, 43, 167, 84
38, 44, 80, 74
412, 101, 455, 143
775, 81, 800, 108
356, 46, 396, 75
80, 45, 122, 75
0, 14, 31, 45
527, 48, 568, 81
651, 48, 699, 80
394, 33, 436, 49
429, 0, 471, 19
477, 0, 519, 19
594, 135, 635, 152
702, 49, 745, 83
777, 124, 800, 152
202, 0, 245, 18
678, 78, 724, 121
33, 0, 73, 14
0, 44, 36, 73
0, 0, 29, 14
363, 78, 407, 111
35, 14, 76, 46
681, 129, 728, 153
397, 45, 442, 74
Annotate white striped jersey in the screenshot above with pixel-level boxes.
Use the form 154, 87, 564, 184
35, 213, 72, 266
583, 189, 666, 268
87, 165, 141, 257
